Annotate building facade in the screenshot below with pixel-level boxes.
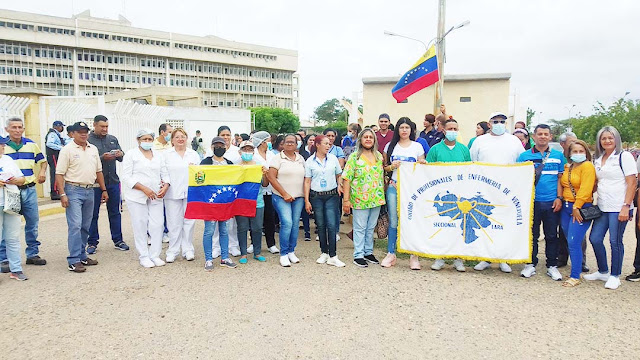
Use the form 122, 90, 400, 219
0, 9, 300, 114
362, 74, 511, 143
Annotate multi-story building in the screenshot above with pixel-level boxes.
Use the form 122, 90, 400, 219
0, 9, 300, 114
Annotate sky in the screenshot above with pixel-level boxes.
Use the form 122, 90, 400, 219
3, 0, 640, 123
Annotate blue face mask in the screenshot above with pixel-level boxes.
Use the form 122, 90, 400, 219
297, 140, 302, 149
445, 131, 458, 142
267, 142, 273, 151
570, 154, 587, 163
165, 134, 171, 142
491, 123, 506, 136
241, 152, 254, 162
140, 142, 153, 151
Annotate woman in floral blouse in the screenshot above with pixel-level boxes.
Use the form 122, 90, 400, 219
342, 128, 386, 268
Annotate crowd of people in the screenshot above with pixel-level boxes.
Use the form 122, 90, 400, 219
1, 108, 639, 291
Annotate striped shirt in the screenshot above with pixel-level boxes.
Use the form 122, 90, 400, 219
5, 137, 46, 185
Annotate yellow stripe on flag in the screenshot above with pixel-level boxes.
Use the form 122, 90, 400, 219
188, 165, 263, 186
409, 45, 437, 70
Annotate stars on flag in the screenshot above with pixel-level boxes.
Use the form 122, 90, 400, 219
208, 186, 239, 203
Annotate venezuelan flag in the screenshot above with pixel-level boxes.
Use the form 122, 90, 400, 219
185, 165, 263, 221
391, 45, 439, 103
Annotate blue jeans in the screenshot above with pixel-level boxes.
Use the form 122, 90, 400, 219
531, 201, 559, 267
589, 211, 629, 277
1, 207, 23, 272
0, 186, 40, 262
353, 206, 381, 259
386, 186, 398, 254
88, 183, 123, 246
236, 207, 264, 256
560, 202, 593, 279
65, 184, 95, 265
203, 220, 228, 261
272, 195, 304, 256
310, 193, 340, 257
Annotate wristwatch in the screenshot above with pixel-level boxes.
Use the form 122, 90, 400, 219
623, 203, 631, 207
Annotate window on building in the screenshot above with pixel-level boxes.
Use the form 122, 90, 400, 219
459, 97, 471, 103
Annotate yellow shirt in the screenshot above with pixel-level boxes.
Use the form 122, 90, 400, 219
56, 141, 102, 185
153, 138, 172, 151
560, 161, 596, 209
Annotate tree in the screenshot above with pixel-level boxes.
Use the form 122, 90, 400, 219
311, 120, 348, 135
526, 107, 536, 127
570, 98, 640, 144
313, 98, 346, 124
251, 107, 300, 134
548, 118, 571, 140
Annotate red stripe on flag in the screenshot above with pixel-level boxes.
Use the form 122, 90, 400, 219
185, 199, 257, 221
392, 70, 439, 103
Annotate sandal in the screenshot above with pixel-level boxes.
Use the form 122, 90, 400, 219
562, 278, 581, 287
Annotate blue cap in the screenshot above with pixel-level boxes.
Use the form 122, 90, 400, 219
53, 121, 65, 127
0, 136, 10, 145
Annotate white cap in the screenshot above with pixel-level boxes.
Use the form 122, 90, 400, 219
136, 128, 155, 139
489, 112, 507, 120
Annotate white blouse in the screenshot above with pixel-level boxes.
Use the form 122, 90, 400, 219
164, 147, 201, 199
122, 147, 170, 204
594, 151, 637, 212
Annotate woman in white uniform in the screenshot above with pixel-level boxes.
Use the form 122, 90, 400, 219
122, 129, 170, 268
164, 128, 200, 263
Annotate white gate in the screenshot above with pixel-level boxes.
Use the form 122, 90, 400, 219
0, 94, 32, 137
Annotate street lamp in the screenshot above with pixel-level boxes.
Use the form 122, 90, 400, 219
623, 91, 631, 98
383, 20, 470, 52
564, 104, 576, 119
383, 31, 428, 52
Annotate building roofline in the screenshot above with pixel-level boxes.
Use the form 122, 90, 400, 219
362, 73, 511, 84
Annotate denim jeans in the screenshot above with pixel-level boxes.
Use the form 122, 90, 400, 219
310, 193, 340, 257
301, 209, 311, 238
65, 184, 94, 265
203, 220, 228, 261
589, 211, 629, 276
236, 207, 264, 256
1, 207, 23, 272
560, 202, 593, 279
272, 195, 304, 256
386, 186, 398, 254
531, 201, 559, 267
353, 206, 381, 259
0, 186, 40, 262
88, 183, 123, 246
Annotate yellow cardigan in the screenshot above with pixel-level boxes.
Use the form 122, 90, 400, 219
560, 161, 596, 209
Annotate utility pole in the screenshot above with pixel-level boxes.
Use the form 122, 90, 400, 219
434, 0, 446, 114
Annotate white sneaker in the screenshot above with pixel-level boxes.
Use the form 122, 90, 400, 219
316, 253, 330, 264
499, 262, 512, 273
336, 234, 340, 242
604, 276, 621, 290
327, 256, 345, 267
288, 252, 300, 263
474, 261, 491, 271
521, 264, 536, 278
229, 247, 241, 257
268, 246, 280, 254
184, 251, 195, 261
247, 245, 254, 254
453, 259, 466, 272
316, 235, 319, 241
280, 255, 291, 267
140, 258, 155, 268
584, 271, 610, 281
212, 248, 221, 259
165, 254, 176, 263
162, 234, 169, 243
431, 259, 445, 271
546, 266, 562, 281
151, 258, 165, 267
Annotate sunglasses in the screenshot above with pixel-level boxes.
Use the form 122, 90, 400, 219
491, 120, 506, 124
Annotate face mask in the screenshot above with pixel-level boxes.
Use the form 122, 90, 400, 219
165, 134, 171, 142
491, 123, 506, 136
570, 154, 587, 163
213, 147, 226, 157
241, 152, 254, 162
140, 142, 153, 151
267, 142, 273, 151
297, 140, 302, 149
445, 131, 458, 142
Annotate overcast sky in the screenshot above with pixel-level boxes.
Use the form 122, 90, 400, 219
4, 0, 640, 123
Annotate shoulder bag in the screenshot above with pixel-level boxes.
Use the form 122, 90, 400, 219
568, 164, 601, 221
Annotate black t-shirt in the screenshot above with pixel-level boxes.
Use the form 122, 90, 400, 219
200, 156, 233, 165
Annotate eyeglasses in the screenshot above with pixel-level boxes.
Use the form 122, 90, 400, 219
283, 141, 296, 145
491, 120, 506, 124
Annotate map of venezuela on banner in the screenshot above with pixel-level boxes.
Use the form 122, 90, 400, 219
185, 165, 262, 221
397, 162, 534, 263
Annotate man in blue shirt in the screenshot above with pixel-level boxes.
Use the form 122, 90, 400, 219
46, 120, 66, 200
517, 124, 565, 281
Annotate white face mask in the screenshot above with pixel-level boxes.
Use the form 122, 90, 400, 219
140, 142, 153, 151
491, 123, 506, 135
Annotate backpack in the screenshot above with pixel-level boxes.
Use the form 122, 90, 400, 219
191, 137, 199, 151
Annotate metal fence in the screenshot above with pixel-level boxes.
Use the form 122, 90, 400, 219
0, 94, 32, 137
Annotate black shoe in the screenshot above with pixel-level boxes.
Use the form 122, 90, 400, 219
625, 270, 640, 282
0, 260, 9, 273
364, 254, 379, 264
353, 258, 368, 268
26, 256, 47, 265
81, 258, 99, 266
581, 264, 590, 273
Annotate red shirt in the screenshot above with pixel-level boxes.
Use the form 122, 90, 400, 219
376, 130, 393, 153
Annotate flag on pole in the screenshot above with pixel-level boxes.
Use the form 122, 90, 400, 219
391, 45, 439, 103
185, 165, 263, 221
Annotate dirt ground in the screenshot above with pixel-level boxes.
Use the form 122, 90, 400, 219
1, 207, 640, 359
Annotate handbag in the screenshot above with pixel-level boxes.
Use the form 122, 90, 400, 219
568, 164, 601, 221
375, 211, 389, 239
3, 186, 21, 216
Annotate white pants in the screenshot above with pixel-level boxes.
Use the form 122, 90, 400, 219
128, 199, 163, 261
165, 198, 195, 258
212, 217, 239, 252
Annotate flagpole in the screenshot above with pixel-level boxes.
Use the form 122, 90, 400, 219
434, 0, 446, 114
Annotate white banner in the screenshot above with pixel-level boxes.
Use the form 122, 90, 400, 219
398, 162, 534, 263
